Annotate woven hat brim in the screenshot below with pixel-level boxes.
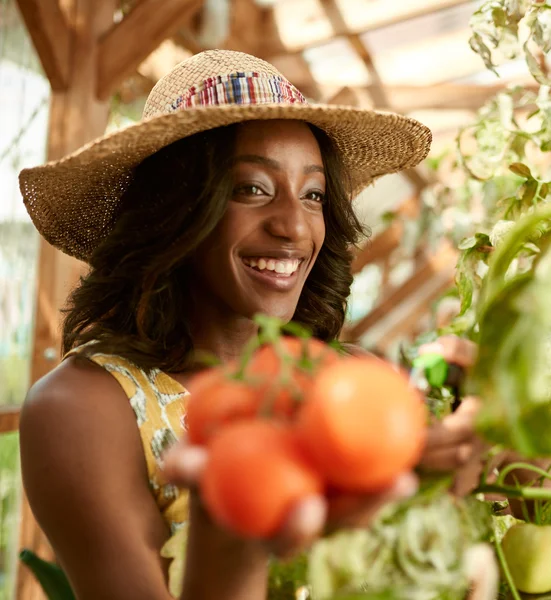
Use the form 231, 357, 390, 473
19, 102, 432, 262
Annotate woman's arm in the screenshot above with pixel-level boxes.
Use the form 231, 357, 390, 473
21, 356, 273, 600
20, 357, 175, 600
180, 494, 269, 600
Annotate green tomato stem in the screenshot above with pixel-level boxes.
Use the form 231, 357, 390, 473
493, 527, 522, 600
475, 483, 551, 500
496, 461, 551, 486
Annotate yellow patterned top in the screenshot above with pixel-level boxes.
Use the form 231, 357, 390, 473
66, 348, 191, 535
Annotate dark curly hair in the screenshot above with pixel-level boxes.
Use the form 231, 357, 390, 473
62, 122, 368, 371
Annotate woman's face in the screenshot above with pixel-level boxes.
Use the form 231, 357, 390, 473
194, 120, 326, 323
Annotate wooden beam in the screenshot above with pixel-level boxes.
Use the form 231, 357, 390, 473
351, 222, 403, 274
0, 406, 20, 434
16, 0, 117, 597
376, 274, 454, 352
382, 82, 539, 112
318, 0, 428, 191
343, 245, 457, 342
173, 29, 207, 55
15, 0, 71, 90
97, 0, 204, 100
319, 0, 389, 107
351, 196, 420, 274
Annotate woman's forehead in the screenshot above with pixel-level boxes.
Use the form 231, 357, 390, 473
234, 120, 323, 160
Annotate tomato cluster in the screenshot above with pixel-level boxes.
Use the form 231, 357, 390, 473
186, 336, 427, 538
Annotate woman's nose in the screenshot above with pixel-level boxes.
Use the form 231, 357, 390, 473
264, 193, 310, 242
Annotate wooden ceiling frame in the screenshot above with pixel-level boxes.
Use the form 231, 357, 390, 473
343, 244, 457, 342
318, 0, 430, 192
15, 0, 71, 90
96, 0, 205, 99
274, 0, 471, 56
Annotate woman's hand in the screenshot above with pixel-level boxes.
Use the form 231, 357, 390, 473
162, 438, 418, 560
417, 336, 487, 495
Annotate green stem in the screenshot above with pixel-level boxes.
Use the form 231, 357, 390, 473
494, 529, 522, 600
496, 461, 551, 486
480, 445, 507, 486
475, 483, 551, 500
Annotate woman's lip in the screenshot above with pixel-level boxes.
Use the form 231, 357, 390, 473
240, 261, 300, 291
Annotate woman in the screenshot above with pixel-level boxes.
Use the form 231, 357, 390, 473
18, 50, 481, 599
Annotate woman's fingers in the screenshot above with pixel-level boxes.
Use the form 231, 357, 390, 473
270, 495, 328, 558
425, 397, 480, 447
326, 473, 419, 531
420, 443, 475, 471
418, 336, 477, 368
162, 438, 208, 488
269, 473, 418, 558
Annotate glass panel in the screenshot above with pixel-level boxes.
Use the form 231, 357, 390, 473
334, 0, 476, 35
303, 37, 371, 87
0, 0, 49, 409
272, 0, 333, 51
0, 432, 21, 600
362, 2, 486, 86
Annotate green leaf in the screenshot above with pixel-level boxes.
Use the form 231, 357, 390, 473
268, 554, 308, 600
458, 236, 477, 250
413, 353, 449, 388
469, 32, 499, 74
19, 550, 76, 600
524, 39, 551, 86
521, 179, 538, 205
509, 162, 533, 178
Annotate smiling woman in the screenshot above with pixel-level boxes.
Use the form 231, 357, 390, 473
17, 50, 432, 600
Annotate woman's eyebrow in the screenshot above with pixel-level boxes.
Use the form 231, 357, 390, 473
234, 154, 325, 175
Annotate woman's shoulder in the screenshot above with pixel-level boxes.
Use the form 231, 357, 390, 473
25, 353, 128, 407
21, 354, 140, 446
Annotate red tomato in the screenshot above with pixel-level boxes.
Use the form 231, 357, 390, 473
200, 420, 323, 538
295, 356, 427, 492
185, 368, 259, 445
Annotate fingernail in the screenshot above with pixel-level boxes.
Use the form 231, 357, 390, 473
392, 473, 419, 498
293, 495, 328, 537
418, 342, 445, 356
458, 443, 473, 463
164, 446, 207, 478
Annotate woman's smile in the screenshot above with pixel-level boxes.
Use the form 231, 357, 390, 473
240, 255, 306, 291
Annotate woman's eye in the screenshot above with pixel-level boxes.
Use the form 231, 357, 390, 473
235, 185, 265, 197
303, 191, 325, 204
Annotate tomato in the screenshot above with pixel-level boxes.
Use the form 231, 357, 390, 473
295, 356, 427, 492
501, 523, 551, 594
200, 420, 323, 538
185, 368, 259, 445
246, 336, 340, 418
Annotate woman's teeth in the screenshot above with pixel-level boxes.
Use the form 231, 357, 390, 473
242, 257, 301, 275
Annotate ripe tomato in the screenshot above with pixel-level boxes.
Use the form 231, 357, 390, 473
185, 368, 259, 445
246, 336, 340, 418
200, 420, 323, 538
295, 356, 427, 492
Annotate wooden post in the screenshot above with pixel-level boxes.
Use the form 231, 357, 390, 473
16, 0, 116, 598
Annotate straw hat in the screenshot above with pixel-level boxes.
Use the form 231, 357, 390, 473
20, 50, 432, 263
